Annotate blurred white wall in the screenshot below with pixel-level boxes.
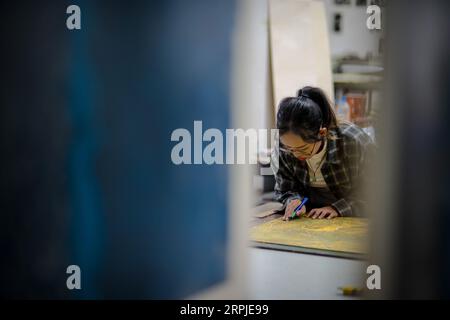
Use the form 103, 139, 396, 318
322, 0, 382, 58
245, 0, 384, 132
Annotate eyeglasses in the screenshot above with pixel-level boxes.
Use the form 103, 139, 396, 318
279, 141, 317, 157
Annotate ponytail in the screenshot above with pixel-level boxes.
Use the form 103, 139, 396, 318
277, 86, 337, 142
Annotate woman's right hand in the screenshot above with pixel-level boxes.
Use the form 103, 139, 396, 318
283, 198, 306, 221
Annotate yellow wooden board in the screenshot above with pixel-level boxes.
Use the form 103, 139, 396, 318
250, 217, 368, 255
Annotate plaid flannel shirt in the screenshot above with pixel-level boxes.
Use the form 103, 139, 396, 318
272, 121, 375, 217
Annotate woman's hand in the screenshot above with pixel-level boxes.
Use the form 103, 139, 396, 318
283, 198, 307, 221
307, 206, 339, 219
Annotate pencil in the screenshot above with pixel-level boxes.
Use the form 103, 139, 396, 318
290, 197, 309, 219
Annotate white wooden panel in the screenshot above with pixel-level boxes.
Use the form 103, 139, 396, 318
269, 0, 334, 112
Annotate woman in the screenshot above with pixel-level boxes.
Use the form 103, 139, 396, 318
273, 86, 374, 220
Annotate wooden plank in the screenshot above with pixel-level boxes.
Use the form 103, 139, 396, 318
250, 216, 368, 256
250, 201, 283, 218
269, 0, 334, 111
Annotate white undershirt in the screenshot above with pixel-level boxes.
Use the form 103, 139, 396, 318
306, 140, 327, 187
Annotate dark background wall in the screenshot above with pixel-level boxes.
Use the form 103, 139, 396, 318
374, 0, 450, 299
0, 0, 235, 299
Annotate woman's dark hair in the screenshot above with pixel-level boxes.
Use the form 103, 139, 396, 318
276, 86, 337, 143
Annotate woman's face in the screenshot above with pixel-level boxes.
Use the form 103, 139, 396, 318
280, 131, 321, 161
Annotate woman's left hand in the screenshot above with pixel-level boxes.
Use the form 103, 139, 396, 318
307, 206, 339, 219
